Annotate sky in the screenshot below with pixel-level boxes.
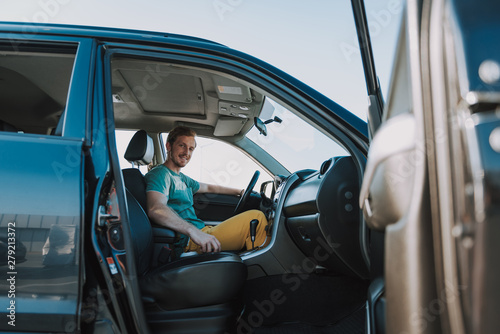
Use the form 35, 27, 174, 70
0, 0, 403, 121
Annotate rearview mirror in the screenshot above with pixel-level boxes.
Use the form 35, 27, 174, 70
254, 116, 282, 136
254, 117, 267, 136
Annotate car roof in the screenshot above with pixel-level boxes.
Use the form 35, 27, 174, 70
0, 21, 224, 46
0, 21, 368, 144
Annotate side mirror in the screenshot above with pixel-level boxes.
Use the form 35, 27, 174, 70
260, 180, 275, 199
359, 113, 417, 230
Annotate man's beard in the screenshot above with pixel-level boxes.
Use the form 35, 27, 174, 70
170, 152, 189, 168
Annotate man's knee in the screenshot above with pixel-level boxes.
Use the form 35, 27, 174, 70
245, 209, 265, 219
249, 209, 267, 224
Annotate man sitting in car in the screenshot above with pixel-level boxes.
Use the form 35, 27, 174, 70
145, 126, 268, 256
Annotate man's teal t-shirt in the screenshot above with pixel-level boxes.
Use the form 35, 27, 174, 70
144, 165, 205, 251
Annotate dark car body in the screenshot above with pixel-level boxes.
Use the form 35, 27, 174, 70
1, 0, 499, 333
0, 18, 370, 333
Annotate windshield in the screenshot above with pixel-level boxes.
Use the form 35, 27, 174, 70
247, 98, 348, 173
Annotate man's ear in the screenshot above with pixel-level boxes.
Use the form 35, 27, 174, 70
166, 141, 171, 152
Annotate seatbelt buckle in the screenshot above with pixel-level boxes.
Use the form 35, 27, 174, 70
158, 246, 172, 265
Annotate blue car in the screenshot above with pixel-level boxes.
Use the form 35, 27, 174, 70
0, 0, 498, 333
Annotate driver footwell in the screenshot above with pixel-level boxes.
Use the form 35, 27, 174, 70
235, 274, 368, 334
251, 306, 365, 334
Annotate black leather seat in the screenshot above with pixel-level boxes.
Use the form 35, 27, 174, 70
122, 130, 247, 334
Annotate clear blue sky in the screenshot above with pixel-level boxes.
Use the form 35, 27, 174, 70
0, 0, 403, 121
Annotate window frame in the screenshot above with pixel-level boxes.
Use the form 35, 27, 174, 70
0, 34, 95, 141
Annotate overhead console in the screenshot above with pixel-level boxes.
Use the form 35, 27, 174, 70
283, 156, 369, 279
212, 75, 253, 103
212, 75, 264, 136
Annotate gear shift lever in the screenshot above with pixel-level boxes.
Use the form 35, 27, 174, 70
250, 219, 259, 250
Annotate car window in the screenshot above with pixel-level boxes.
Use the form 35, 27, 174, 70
161, 135, 273, 191
247, 98, 349, 173
0, 42, 77, 136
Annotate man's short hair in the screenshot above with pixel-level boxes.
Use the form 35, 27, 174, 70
166, 126, 197, 146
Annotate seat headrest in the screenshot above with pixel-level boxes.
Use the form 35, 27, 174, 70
124, 130, 154, 165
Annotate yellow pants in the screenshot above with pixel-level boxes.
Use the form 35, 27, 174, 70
185, 210, 268, 253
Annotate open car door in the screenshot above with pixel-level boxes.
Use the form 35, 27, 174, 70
360, 0, 500, 333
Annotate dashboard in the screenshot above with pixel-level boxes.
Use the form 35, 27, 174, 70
244, 156, 369, 280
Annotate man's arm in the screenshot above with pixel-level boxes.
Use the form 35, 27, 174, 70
197, 182, 244, 196
146, 191, 221, 253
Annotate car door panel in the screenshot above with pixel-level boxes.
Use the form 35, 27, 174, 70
193, 193, 240, 223
0, 134, 83, 332
0, 35, 95, 332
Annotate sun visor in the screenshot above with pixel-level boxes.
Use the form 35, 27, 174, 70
213, 116, 248, 136
119, 70, 205, 116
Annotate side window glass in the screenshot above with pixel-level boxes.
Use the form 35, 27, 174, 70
0, 42, 77, 136
161, 135, 273, 191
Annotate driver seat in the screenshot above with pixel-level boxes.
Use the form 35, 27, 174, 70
122, 130, 247, 333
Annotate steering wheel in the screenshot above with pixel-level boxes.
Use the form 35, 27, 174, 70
234, 171, 260, 215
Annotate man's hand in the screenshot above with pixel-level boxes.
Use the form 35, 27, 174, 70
188, 227, 221, 253
147, 191, 221, 252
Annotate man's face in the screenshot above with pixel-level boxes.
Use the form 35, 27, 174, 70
166, 135, 196, 168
